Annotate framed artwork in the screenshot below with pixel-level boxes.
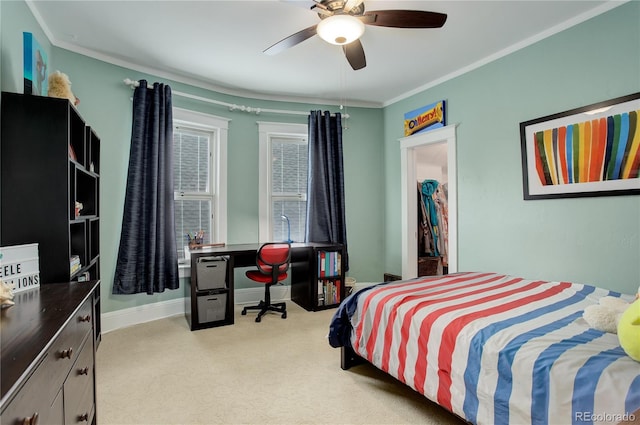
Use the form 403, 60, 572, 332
519, 92, 640, 200
23, 32, 48, 96
404, 100, 446, 137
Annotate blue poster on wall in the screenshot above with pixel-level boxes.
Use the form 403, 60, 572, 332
404, 100, 446, 136
23, 32, 48, 96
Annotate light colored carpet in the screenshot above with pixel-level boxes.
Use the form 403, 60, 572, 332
96, 302, 466, 425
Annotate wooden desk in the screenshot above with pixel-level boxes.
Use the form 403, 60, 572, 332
186, 242, 345, 330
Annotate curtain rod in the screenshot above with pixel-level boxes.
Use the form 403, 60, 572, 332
123, 79, 348, 118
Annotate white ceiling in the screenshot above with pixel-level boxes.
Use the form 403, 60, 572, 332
28, 0, 622, 107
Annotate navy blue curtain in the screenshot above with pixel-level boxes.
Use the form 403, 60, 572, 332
113, 80, 179, 294
305, 110, 349, 271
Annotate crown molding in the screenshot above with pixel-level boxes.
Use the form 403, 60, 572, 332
384, 0, 629, 107
26, 0, 626, 110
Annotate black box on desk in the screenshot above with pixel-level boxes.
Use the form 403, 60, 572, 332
196, 256, 228, 290
197, 292, 227, 323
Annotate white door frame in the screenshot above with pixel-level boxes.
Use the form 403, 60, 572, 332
400, 124, 458, 279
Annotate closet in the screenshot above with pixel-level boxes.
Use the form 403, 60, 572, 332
416, 143, 448, 276
400, 124, 456, 280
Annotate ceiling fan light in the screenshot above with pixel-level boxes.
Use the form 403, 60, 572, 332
317, 15, 365, 46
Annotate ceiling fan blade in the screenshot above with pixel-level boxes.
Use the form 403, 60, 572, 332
342, 39, 366, 70
363, 10, 447, 28
343, 0, 364, 13
264, 25, 318, 55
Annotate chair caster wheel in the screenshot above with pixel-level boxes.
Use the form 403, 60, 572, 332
281, 312, 287, 319
241, 309, 247, 315
255, 316, 261, 323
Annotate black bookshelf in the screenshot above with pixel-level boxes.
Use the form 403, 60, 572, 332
291, 243, 345, 311
1, 92, 101, 345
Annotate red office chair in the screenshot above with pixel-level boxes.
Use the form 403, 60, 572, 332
241, 242, 290, 322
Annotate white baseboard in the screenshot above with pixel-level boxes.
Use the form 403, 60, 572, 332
101, 286, 291, 334
353, 282, 377, 291
101, 297, 185, 334
233, 285, 290, 305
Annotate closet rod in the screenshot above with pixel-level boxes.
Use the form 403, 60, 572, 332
123, 79, 348, 118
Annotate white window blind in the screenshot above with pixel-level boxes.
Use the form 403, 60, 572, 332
258, 122, 308, 243
173, 127, 214, 261
173, 108, 229, 262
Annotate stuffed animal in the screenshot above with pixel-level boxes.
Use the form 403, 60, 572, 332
47, 71, 80, 105
583, 287, 640, 362
583, 295, 631, 334
0, 279, 15, 308
618, 297, 640, 362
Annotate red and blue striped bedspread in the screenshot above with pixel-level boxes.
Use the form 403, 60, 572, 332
330, 272, 640, 425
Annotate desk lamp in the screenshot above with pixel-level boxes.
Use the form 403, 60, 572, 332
281, 215, 293, 243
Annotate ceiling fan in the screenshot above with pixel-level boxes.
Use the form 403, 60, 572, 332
264, 0, 447, 70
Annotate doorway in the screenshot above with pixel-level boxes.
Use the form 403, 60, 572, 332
399, 125, 457, 279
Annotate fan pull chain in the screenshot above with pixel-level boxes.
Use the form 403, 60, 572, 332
339, 59, 349, 130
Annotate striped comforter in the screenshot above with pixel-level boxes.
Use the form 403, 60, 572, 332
330, 272, 640, 425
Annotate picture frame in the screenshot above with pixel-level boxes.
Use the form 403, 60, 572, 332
23, 32, 48, 96
519, 92, 640, 200
404, 100, 446, 137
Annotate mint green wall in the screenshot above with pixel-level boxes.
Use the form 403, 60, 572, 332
49, 48, 384, 313
2, 0, 638, 317
0, 0, 385, 314
0, 1, 51, 93
384, 2, 640, 294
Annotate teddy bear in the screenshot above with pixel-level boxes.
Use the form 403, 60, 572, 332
583, 287, 640, 362
47, 70, 80, 106
583, 295, 631, 334
0, 279, 15, 308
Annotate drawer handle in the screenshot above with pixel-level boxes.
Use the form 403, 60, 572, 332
78, 413, 89, 422
78, 366, 89, 375
60, 348, 73, 359
79, 315, 91, 322
21, 412, 38, 425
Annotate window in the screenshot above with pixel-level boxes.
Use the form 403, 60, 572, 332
173, 108, 229, 263
258, 122, 308, 243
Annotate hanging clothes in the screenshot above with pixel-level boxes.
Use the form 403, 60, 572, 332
433, 183, 449, 266
417, 179, 449, 268
417, 182, 436, 257
421, 179, 440, 257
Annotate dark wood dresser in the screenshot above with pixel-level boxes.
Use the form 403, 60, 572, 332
0, 281, 99, 425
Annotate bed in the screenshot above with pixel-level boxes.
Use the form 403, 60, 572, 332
329, 272, 640, 425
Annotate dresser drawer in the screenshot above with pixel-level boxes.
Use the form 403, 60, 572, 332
1, 358, 63, 425
64, 335, 95, 425
40, 297, 94, 404
1, 282, 99, 425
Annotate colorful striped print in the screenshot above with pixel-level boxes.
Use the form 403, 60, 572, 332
534, 110, 640, 185
350, 273, 639, 425
461, 285, 597, 423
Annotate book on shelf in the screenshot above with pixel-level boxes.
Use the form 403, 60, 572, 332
318, 279, 341, 306
318, 250, 342, 278
319, 251, 325, 277
70, 255, 81, 274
